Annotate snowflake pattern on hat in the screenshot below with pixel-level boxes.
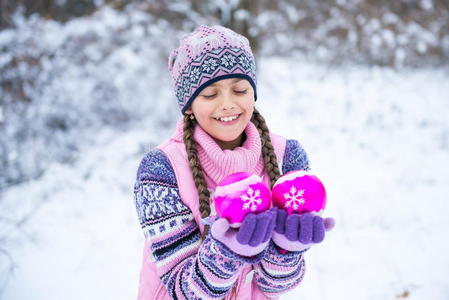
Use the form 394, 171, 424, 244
168, 25, 257, 113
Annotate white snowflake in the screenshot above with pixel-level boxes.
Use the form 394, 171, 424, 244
240, 187, 262, 211
202, 58, 218, 73
220, 54, 236, 67
283, 186, 306, 210
190, 66, 201, 83
238, 55, 250, 68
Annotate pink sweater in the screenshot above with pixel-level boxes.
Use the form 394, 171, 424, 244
133, 117, 310, 299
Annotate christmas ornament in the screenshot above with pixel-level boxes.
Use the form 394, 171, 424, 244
214, 172, 271, 228
272, 170, 326, 215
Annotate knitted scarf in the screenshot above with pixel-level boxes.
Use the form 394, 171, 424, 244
172, 117, 265, 187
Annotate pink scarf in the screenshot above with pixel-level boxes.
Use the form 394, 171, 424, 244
172, 118, 265, 186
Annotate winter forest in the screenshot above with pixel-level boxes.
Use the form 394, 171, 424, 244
1, 0, 448, 299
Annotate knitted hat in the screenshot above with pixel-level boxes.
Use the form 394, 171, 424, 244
168, 25, 257, 114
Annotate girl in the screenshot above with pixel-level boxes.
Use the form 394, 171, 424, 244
133, 25, 335, 300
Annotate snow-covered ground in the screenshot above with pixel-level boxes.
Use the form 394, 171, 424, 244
1, 56, 448, 300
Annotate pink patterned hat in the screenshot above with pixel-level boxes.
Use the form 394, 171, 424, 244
168, 25, 257, 113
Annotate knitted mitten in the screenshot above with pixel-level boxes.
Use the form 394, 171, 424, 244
210, 208, 277, 257
272, 208, 335, 252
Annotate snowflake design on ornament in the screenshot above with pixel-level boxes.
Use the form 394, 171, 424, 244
283, 186, 306, 210
240, 187, 262, 211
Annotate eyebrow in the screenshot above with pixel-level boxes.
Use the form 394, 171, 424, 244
209, 78, 244, 87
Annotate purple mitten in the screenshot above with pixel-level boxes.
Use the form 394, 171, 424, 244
210, 208, 277, 257
272, 208, 335, 252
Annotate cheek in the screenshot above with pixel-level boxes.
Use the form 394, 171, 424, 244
242, 97, 255, 114
191, 102, 212, 119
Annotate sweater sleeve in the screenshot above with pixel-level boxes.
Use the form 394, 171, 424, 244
133, 149, 260, 299
253, 139, 310, 297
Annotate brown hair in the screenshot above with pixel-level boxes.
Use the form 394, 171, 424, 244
183, 108, 281, 240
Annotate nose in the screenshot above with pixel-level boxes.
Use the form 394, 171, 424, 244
218, 91, 236, 110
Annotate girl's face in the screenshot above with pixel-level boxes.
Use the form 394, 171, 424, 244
185, 78, 255, 150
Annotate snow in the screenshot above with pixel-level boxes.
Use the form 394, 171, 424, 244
1, 8, 449, 300
0, 6, 179, 188
1, 55, 448, 300
256, 58, 449, 300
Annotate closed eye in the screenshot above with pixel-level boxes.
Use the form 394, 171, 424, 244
234, 89, 248, 95
202, 93, 217, 99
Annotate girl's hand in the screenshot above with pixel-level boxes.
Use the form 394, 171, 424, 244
210, 208, 277, 257
272, 208, 335, 252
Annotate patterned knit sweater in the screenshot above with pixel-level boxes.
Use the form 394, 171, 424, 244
133, 139, 310, 299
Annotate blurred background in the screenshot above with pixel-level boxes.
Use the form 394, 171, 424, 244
0, 1, 448, 299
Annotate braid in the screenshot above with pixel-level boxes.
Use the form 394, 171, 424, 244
181, 109, 279, 240
251, 108, 281, 188
183, 115, 211, 240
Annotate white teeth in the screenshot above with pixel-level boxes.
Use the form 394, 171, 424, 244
216, 115, 239, 122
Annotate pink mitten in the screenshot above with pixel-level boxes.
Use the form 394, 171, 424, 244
210, 208, 277, 257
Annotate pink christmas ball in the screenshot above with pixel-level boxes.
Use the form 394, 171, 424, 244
272, 170, 326, 215
214, 172, 271, 228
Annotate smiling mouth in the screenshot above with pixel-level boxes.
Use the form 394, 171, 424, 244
213, 114, 242, 122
